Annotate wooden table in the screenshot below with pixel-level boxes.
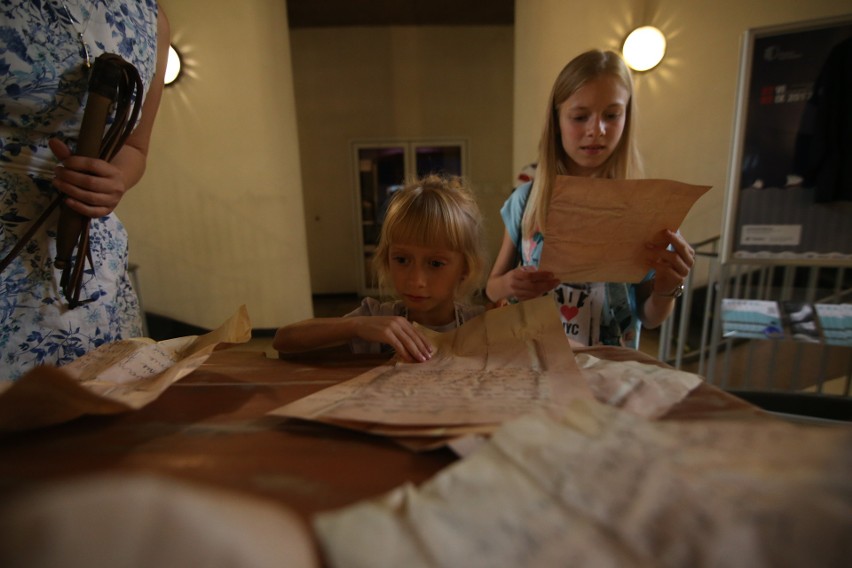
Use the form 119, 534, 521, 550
0, 348, 761, 525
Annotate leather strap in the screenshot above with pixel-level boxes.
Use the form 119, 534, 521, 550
0, 53, 143, 309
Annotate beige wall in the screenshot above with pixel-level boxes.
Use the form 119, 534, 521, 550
118, 0, 313, 329
290, 26, 515, 294
514, 0, 852, 248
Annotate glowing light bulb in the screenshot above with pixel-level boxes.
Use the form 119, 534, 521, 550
623, 26, 666, 71
165, 45, 182, 85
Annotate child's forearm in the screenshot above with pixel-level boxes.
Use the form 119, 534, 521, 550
638, 281, 677, 329
272, 317, 356, 353
485, 274, 510, 303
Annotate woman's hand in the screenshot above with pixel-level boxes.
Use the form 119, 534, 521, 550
645, 229, 695, 296
353, 316, 434, 363
502, 266, 560, 301
49, 138, 129, 218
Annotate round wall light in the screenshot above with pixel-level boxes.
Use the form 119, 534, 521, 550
622, 26, 667, 71
164, 45, 183, 86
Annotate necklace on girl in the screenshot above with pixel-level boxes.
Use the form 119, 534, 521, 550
61, 0, 93, 70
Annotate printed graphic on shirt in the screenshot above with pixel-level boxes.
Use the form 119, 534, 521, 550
553, 284, 605, 346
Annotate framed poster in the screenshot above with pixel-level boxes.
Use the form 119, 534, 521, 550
721, 15, 852, 265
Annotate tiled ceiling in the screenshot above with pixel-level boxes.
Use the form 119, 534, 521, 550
287, 0, 514, 27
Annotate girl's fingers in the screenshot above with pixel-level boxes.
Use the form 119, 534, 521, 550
393, 343, 419, 363
664, 230, 696, 265
408, 328, 433, 361
652, 253, 692, 294
511, 268, 559, 299
647, 241, 695, 278
393, 323, 433, 363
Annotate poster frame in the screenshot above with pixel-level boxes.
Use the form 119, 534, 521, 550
720, 14, 852, 266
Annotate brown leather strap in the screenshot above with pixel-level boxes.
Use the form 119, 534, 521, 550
0, 53, 144, 309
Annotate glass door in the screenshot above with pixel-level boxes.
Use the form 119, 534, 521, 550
353, 140, 466, 295
356, 145, 405, 291
415, 144, 464, 177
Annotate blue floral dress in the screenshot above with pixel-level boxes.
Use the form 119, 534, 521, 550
1, 0, 159, 379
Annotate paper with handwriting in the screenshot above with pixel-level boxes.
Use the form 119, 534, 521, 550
269, 296, 595, 439
0, 305, 251, 431
539, 176, 710, 283
315, 399, 852, 568
271, 296, 705, 449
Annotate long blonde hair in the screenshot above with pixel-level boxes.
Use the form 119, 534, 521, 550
372, 174, 486, 302
522, 49, 644, 239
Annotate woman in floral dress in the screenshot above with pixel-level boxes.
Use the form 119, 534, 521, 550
0, 1, 169, 379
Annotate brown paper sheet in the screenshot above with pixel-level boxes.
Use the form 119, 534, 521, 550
269, 296, 595, 439
539, 176, 710, 282
271, 297, 704, 449
315, 399, 852, 568
0, 305, 251, 431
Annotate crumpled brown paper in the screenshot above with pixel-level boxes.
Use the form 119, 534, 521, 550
0, 306, 251, 431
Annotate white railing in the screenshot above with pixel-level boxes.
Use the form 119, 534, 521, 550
657, 239, 852, 399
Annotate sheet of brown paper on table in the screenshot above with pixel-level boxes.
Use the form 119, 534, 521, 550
574, 351, 701, 419
314, 398, 852, 568
0, 305, 252, 431
539, 176, 710, 283
269, 295, 595, 439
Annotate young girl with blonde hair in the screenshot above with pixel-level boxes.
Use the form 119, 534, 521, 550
486, 49, 695, 348
274, 175, 487, 362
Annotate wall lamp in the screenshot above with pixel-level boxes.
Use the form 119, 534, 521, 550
164, 45, 183, 86
622, 26, 667, 71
